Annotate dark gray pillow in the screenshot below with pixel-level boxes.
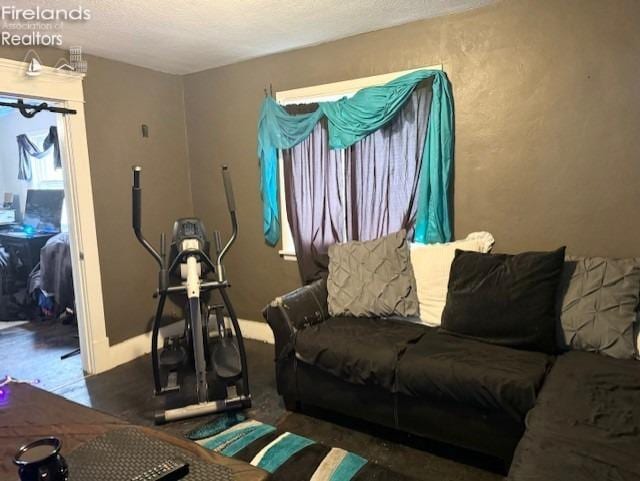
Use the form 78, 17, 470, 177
557, 256, 640, 359
327, 230, 419, 318
441, 248, 566, 354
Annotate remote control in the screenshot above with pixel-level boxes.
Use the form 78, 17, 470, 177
130, 460, 189, 481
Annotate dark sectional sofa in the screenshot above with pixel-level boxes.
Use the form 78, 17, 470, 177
263, 278, 640, 479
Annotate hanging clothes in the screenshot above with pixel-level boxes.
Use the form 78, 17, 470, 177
17, 126, 62, 181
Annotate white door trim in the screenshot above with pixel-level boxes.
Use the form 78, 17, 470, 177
0, 57, 110, 374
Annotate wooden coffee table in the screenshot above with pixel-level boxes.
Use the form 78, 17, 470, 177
0, 383, 268, 480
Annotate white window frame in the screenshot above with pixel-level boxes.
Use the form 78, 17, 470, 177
276, 65, 443, 260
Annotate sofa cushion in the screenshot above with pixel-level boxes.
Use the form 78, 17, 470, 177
557, 256, 640, 360
327, 230, 419, 318
508, 351, 640, 481
294, 317, 426, 391
442, 247, 566, 354
396, 329, 553, 421
409, 231, 494, 327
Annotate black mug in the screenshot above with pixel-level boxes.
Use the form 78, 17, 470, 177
13, 437, 68, 481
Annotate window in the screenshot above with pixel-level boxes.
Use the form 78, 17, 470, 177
29, 130, 64, 189
276, 66, 442, 260
28, 129, 68, 231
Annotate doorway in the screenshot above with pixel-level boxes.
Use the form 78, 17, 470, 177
0, 97, 84, 390
0, 58, 109, 378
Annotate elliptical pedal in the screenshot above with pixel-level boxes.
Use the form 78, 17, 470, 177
164, 371, 180, 393
158, 337, 186, 393
212, 337, 242, 380
211, 303, 242, 380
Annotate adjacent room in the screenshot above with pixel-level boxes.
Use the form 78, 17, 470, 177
0, 99, 82, 391
1, 1, 639, 481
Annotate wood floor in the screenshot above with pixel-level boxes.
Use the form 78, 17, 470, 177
0, 319, 82, 391
1, 322, 502, 481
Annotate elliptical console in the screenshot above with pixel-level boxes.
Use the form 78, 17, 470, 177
132, 165, 251, 424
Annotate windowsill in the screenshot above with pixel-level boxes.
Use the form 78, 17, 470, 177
278, 250, 297, 262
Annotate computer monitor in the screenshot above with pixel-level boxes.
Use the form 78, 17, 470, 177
23, 189, 64, 232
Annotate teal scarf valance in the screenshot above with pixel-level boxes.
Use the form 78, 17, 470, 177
257, 69, 453, 246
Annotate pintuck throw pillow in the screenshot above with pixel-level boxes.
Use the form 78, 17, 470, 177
410, 232, 494, 326
327, 229, 419, 318
557, 256, 640, 360
441, 247, 566, 354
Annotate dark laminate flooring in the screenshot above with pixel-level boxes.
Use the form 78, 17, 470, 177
2, 323, 502, 481
0, 320, 83, 391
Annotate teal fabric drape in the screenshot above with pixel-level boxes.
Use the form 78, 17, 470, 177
257, 69, 453, 246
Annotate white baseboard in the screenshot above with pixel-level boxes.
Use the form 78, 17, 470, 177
104, 318, 273, 372
106, 320, 185, 371
237, 319, 275, 344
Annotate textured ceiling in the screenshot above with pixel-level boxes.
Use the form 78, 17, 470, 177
33, 0, 493, 74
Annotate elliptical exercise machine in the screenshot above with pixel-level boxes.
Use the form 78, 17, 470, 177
132, 165, 251, 424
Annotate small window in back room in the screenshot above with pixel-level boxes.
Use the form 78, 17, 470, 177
28, 129, 68, 232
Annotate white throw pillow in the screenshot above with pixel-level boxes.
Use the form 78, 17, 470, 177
410, 232, 495, 326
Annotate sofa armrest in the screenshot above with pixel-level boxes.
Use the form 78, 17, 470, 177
262, 278, 329, 360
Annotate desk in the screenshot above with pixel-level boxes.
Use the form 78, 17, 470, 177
0, 232, 57, 293
0, 223, 19, 232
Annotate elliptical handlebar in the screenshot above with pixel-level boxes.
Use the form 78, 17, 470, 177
131, 166, 163, 269
131, 164, 238, 283
222, 165, 236, 213
132, 166, 142, 231
216, 165, 238, 282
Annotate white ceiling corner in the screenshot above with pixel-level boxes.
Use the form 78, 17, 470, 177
38, 0, 494, 75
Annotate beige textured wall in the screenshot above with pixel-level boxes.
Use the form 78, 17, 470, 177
0, 47, 193, 344
183, 0, 640, 322
2, 0, 639, 338
82, 56, 193, 344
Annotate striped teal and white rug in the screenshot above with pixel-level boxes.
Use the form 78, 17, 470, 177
187, 413, 413, 481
